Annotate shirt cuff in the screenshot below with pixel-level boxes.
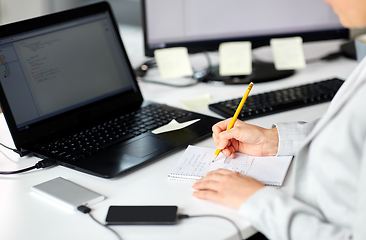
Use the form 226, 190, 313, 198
272, 120, 318, 156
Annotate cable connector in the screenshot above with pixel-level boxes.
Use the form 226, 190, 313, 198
34, 158, 57, 169
13, 149, 30, 157
177, 214, 190, 220
0, 142, 30, 157
78, 205, 123, 240
0, 158, 57, 175
77, 205, 91, 214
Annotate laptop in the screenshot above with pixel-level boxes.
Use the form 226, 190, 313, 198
0, 2, 220, 178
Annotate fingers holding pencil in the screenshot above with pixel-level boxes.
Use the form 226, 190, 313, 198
212, 118, 234, 147
212, 119, 280, 158
212, 120, 247, 159
212, 119, 236, 158
212, 82, 253, 161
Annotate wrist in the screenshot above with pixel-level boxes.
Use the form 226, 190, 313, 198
263, 128, 279, 156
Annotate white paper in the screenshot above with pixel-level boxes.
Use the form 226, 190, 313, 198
154, 47, 194, 79
152, 119, 200, 134
180, 94, 213, 111
169, 145, 293, 187
219, 41, 252, 76
270, 37, 306, 70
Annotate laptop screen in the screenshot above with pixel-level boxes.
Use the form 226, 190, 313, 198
0, 11, 134, 131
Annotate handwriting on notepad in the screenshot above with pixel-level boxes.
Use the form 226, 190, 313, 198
168, 145, 293, 187
173, 145, 255, 176
208, 157, 253, 175
177, 150, 209, 176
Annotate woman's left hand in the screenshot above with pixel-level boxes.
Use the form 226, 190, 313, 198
192, 169, 265, 209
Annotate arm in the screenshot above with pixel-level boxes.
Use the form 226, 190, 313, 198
192, 169, 354, 240
274, 119, 318, 156
212, 118, 318, 158
239, 186, 353, 240
240, 139, 366, 240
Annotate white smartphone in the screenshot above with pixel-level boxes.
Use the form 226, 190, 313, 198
32, 177, 105, 210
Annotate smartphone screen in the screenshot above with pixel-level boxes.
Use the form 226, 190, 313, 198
105, 206, 178, 225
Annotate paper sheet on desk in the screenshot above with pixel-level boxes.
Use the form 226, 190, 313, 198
152, 119, 200, 134
180, 94, 213, 111
168, 145, 293, 187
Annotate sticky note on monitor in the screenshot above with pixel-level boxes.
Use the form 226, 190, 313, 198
154, 47, 193, 79
219, 41, 252, 76
270, 37, 306, 70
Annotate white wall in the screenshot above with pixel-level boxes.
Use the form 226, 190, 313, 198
0, 0, 142, 26
0, 0, 49, 25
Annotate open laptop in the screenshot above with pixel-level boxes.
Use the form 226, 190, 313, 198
0, 2, 220, 178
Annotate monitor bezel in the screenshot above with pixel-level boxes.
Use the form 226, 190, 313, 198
141, 0, 349, 57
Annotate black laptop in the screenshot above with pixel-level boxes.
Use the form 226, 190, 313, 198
0, 2, 220, 178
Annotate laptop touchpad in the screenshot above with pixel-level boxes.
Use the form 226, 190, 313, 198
113, 136, 172, 158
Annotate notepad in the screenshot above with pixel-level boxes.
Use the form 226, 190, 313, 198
168, 145, 293, 187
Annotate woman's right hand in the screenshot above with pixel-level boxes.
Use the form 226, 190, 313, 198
212, 118, 279, 158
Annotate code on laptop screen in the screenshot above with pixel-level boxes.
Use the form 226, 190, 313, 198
0, 12, 133, 130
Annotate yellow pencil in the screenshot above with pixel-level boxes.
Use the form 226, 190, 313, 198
212, 82, 254, 162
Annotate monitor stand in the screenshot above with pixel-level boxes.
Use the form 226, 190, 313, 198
340, 40, 356, 60
204, 61, 295, 84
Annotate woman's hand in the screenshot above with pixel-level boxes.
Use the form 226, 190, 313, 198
192, 169, 265, 209
212, 119, 279, 158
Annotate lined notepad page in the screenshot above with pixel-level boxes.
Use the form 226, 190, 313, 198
169, 145, 293, 187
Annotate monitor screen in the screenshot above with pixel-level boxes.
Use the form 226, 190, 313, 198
142, 0, 348, 57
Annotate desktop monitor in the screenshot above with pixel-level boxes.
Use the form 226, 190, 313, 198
141, 0, 349, 83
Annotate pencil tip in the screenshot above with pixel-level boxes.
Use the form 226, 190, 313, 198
212, 155, 217, 162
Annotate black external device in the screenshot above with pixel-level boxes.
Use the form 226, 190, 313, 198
105, 206, 178, 225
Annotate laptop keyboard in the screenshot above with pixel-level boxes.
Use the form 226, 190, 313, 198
209, 78, 344, 121
38, 104, 191, 161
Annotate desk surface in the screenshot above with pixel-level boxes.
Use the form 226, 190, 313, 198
0, 24, 358, 240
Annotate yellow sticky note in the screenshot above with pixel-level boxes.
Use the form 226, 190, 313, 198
154, 47, 193, 79
219, 41, 252, 76
270, 37, 306, 70
180, 94, 214, 111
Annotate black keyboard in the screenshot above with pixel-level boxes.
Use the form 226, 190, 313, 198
209, 78, 344, 121
38, 104, 191, 161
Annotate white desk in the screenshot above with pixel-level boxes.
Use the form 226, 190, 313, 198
0, 25, 358, 240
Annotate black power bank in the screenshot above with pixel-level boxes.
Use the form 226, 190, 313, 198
105, 206, 178, 225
